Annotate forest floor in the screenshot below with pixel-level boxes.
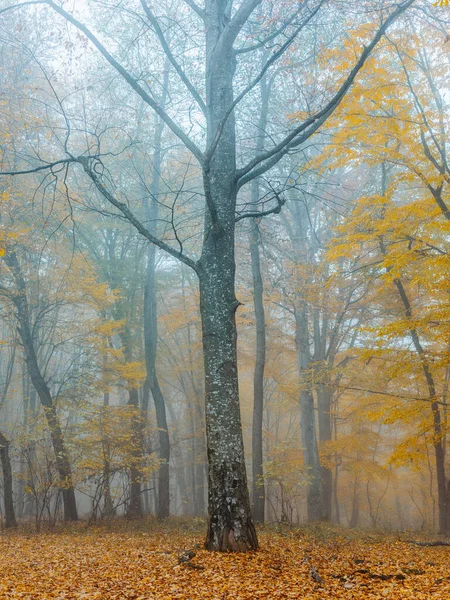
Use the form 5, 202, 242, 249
0, 519, 449, 599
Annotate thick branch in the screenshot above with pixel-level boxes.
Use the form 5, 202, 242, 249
235, 191, 285, 222
0, 158, 75, 176
220, 0, 263, 48
76, 157, 198, 272
205, 0, 325, 163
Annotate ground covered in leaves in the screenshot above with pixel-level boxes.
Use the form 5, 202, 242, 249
1, 520, 450, 599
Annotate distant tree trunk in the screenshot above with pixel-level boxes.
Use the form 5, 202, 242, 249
295, 305, 326, 521
250, 217, 266, 523
102, 391, 114, 516
379, 161, 448, 534
3, 250, 78, 522
181, 266, 206, 517
393, 277, 448, 535
143, 63, 171, 519
126, 386, 143, 519
313, 306, 333, 522
349, 477, 360, 529
249, 69, 270, 524
141, 380, 151, 514
166, 398, 189, 515
0, 431, 17, 529
317, 383, 332, 520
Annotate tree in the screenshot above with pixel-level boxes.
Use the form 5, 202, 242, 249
0, 0, 416, 549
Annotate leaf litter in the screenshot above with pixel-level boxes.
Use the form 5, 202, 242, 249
1, 522, 449, 599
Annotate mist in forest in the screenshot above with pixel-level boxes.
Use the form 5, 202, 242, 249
0, 0, 448, 549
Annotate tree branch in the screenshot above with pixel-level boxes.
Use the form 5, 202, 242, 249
218, 0, 263, 50
236, 0, 416, 187
76, 157, 198, 272
42, 0, 204, 165
181, 0, 205, 20
235, 6, 303, 54
0, 158, 75, 176
235, 190, 285, 222
140, 0, 207, 114
0, 1, 42, 15
205, 0, 325, 164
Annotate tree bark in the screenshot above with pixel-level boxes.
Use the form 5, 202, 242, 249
199, 244, 257, 550
0, 431, 17, 529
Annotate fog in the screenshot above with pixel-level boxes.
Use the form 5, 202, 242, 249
0, 0, 448, 549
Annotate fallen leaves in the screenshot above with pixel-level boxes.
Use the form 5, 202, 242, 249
1, 522, 450, 599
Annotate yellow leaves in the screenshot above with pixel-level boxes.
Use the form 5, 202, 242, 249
2, 525, 450, 598
113, 360, 146, 388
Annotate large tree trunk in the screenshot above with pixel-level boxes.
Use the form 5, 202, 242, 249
201, 0, 257, 551
0, 431, 17, 529
199, 240, 257, 551
4, 251, 78, 521
250, 217, 266, 523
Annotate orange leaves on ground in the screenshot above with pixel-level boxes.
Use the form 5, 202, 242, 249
1, 524, 450, 599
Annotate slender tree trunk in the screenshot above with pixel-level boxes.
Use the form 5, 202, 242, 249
0, 431, 17, 528
4, 251, 78, 521
126, 386, 143, 518
378, 162, 447, 534
143, 63, 171, 519
393, 277, 448, 534
250, 217, 265, 523
101, 392, 114, 516
165, 397, 189, 515
349, 477, 360, 528
144, 247, 170, 519
249, 68, 270, 524
317, 383, 332, 520
295, 306, 326, 521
